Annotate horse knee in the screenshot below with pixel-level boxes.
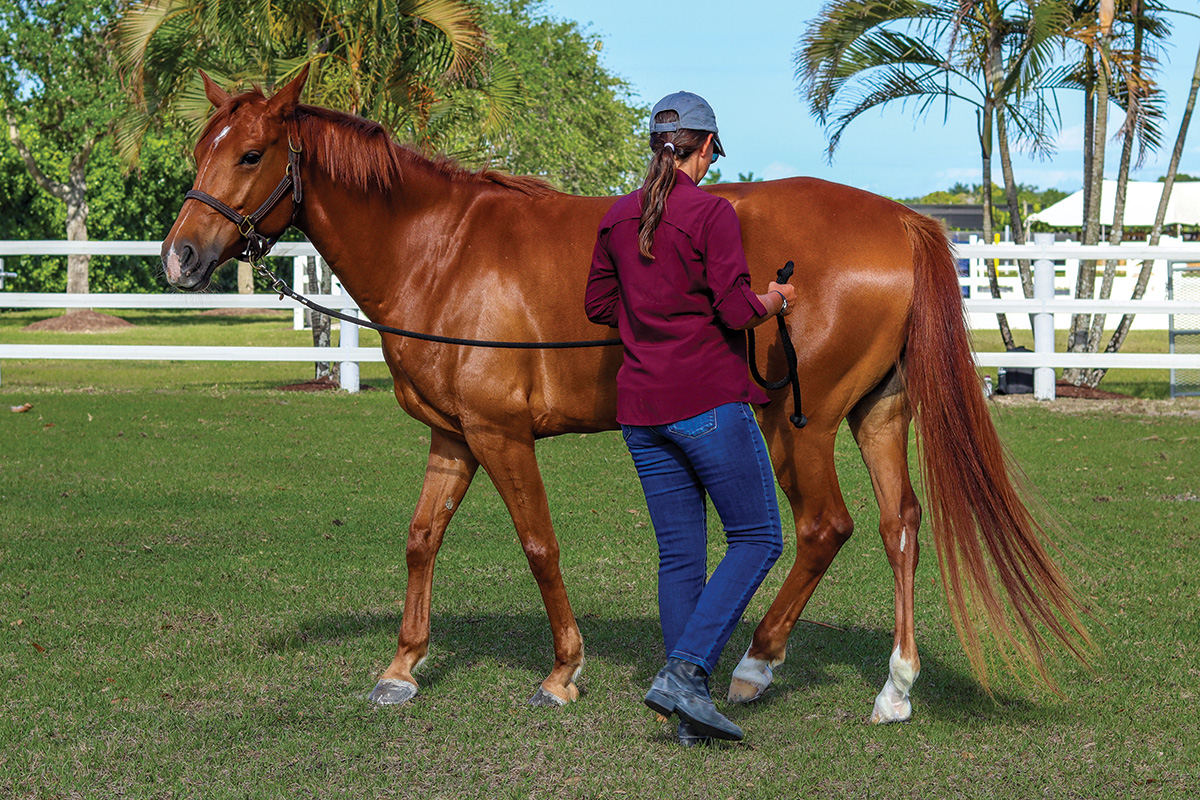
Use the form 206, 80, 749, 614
520, 537, 561, 580
405, 523, 443, 568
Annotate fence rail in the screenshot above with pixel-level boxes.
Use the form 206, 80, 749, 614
4, 238, 1200, 398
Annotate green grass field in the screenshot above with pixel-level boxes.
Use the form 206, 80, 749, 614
1, 310, 1198, 798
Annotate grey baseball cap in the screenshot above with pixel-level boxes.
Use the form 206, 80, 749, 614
650, 91, 726, 158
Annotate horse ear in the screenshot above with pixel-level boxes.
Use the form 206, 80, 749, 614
200, 70, 230, 108
268, 64, 310, 114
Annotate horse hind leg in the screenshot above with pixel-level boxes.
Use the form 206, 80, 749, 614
728, 434, 854, 703
847, 376, 923, 723
371, 429, 479, 705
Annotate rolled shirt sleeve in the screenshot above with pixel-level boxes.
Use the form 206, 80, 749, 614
585, 232, 620, 327
705, 201, 768, 329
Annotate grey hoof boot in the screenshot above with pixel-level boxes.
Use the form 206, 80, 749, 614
369, 678, 418, 705
644, 657, 744, 742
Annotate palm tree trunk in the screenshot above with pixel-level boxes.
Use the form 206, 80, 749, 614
1065, 34, 1112, 384
997, 111, 1034, 326
1103, 37, 1200, 359
980, 105, 1015, 350
1083, 11, 1145, 388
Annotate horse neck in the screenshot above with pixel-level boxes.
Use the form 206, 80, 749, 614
293, 154, 466, 325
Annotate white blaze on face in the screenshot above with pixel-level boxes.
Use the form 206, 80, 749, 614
211, 125, 232, 149
164, 244, 184, 283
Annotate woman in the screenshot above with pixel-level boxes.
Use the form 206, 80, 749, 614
584, 91, 795, 745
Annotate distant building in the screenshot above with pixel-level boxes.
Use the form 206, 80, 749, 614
906, 204, 986, 231
1027, 181, 1200, 236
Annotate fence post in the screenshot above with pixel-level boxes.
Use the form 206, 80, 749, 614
339, 306, 361, 393
1033, 232, 1056, 401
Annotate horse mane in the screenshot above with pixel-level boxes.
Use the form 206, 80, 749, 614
198, 90, 556, 197
200, 89, 555, 197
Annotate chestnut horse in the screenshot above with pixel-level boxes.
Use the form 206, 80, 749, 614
162, 69, 1088, 721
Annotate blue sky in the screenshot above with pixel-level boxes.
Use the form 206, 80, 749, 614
541, 0, 1200, 199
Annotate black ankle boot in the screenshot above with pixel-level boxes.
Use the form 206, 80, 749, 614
644, 657, 744, 741
677, 721, 712, 747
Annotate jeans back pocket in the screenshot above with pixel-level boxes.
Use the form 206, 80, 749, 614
665, 408, 717, 439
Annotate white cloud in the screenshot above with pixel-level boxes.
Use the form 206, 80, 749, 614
761, 161, 800, 181
1053, 123, 1086, 153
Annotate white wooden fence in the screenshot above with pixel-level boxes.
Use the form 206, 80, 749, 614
2, 237, 1200, 399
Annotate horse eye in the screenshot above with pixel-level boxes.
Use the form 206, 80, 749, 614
240, 151, 262, 166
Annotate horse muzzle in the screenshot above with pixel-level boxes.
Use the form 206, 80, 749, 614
161, 238, 221, 291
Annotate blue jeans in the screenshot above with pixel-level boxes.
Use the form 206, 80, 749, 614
621, 402, 783, 674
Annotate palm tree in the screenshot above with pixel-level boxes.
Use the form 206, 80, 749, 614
115, 0, 520, 379
796, 0, 1072, 351
1056, 0, 1173, 386
114, 0, 519, 162
1086, 34, 1200, 384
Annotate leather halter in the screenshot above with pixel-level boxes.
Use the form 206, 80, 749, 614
184, 135, 303, 264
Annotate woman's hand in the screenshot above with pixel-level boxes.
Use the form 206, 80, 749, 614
767, 282, 797, 316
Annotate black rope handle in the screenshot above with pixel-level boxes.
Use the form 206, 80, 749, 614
748, 260, 807, 429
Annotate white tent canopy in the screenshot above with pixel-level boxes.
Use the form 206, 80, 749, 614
1027, 180, 1200, 228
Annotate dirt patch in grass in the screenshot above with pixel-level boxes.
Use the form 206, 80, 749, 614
200, 308, 286, 317
22, 310, 134, 332
277, 376, 375, 392
992, 392, 1200, 417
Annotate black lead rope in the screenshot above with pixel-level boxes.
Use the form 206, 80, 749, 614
254, 262, 622, 349
747, 260, 807, 429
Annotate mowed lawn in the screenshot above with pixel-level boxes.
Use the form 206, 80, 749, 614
1, 310, 1198, 799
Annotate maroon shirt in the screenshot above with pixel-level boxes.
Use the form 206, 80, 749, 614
585, 172, 768, 426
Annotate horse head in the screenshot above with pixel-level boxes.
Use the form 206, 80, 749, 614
161, 66, 309, 290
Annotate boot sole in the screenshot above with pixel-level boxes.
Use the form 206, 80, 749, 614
644, 688, 743, 742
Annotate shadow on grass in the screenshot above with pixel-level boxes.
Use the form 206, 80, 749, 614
261, 609, 1022, 722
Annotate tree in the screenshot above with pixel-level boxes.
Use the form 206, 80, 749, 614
0, 0, 123, 306
1058, 0, 1173, 386
1085, 34, 1200, 385
472, 0, 645, 195
0, 126, 197, 293
115, 0, 512, 161
117, 0, 509, 379
796, 0, 1072, 352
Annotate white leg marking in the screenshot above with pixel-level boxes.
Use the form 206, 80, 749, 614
728, 647, 779, 703
871, 645, 919, 723
899, 525, 907, 553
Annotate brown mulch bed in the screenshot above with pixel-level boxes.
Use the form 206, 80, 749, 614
278, 376, 375, 392
22, 310, 134, 333
200, 308, 286, 317
1052, 380, 1133, 400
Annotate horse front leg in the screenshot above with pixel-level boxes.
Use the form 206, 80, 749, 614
467, 426, 583, 707
848, 392, 922, 723
371, 428, 479, 705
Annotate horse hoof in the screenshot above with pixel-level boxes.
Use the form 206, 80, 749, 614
727, 649, 774, 704
870, 694, 913, 724
727, 677, 768, 704
528, 687, 566, 707
369, 678, 418, 705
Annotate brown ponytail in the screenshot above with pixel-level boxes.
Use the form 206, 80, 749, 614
638, 110, 710, 259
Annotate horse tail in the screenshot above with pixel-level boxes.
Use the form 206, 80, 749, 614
901, 213, 1092, 691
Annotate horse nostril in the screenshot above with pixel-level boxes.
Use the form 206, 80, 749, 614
180, 244, 198, 276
